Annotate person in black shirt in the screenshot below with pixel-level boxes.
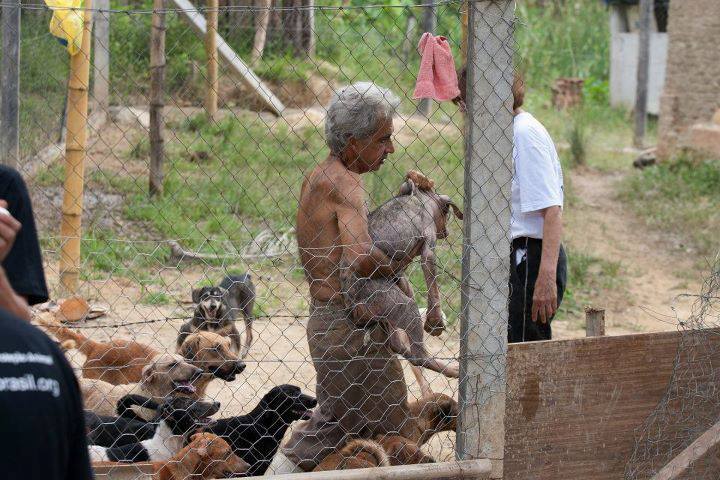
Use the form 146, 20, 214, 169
0, 165, 49, 305
0, 300, 93, 479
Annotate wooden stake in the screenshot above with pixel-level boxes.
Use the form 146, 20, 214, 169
250, 0, 271, 67
149, 0, 166, 196
205, 0, 219, 118
585, 307, 606, 337
59, 0, 94, 294
633, 0, 652, 148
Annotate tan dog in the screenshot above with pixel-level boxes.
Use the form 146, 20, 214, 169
154, 432, 249, 480
80, 353, 203, 417
313, 439, 390, 471
38, 316, 245, 398
177, 331, 246, 398
37, 313, 158, 385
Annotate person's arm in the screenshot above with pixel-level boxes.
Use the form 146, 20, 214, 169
0, 266, 30, 321
532, 206, 563, 323
334, 181, 409, 279
0, 200, 21, 262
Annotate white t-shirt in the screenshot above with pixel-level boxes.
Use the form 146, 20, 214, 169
510, 112, 564, 240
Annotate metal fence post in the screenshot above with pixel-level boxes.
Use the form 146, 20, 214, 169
1, 0, 21, 168
457, 1, 515, 478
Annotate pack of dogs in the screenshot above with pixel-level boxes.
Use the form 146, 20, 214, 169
38, 172, 462, 479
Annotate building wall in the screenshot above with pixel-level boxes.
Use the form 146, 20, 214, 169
657, 0, 720, 159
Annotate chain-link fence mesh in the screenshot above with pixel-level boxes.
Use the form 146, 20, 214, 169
3, 0, 517, 477
625, 255, 720, 480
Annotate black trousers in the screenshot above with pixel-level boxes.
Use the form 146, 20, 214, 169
508, 237, 567, 343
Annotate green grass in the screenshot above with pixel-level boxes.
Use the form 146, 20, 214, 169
140, 291, 172, 305
556, 248, 625, 322
620, 154, 720, 257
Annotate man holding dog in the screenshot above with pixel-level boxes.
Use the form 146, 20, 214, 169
269, 82, 417, 473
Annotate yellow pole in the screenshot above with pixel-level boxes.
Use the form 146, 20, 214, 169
59, 0, 93, 293
205, 0, 218, 118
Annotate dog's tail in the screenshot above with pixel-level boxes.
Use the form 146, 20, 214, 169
340, 439, 390, 467
36, 313, 96, 356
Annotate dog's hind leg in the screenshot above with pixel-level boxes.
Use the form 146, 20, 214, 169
240, 301, 254, 359
376, 284, 459, 379
410, 360, 433, 398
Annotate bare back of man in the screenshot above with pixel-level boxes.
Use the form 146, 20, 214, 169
297, 157, 358, 303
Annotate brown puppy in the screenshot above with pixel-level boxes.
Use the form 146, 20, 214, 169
177, 331, 246, 398
37, 313, 158, 385
154, 432, 249, 480
313, 439, 390, 471
375, 435, 435, 465
80, 353, 203, 417
403, 392, 459, 446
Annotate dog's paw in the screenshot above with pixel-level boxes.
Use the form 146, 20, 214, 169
419, 307, 446, 336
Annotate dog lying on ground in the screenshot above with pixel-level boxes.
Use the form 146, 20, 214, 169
313, 392, 457, 471
207, 384, 317, 476
177, 274, 256, 358
313, 439, 390, 471
340, 171, 462, 392
153, 432, 249, 480
88, 396, 219, 463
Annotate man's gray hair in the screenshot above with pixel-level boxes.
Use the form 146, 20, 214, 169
325, 82, 401, 154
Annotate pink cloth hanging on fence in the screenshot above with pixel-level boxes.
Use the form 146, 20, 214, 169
412, 32, 461, 102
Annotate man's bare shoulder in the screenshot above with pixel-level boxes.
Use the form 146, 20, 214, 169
306, 159, 363, 206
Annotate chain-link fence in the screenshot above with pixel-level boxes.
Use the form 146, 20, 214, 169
625, 255, 720, 480
3, 0, 515, 477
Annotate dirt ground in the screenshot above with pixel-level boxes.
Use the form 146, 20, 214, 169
29, 108, 707, 466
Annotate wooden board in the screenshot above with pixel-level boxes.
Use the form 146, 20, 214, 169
504, 329, 720, 479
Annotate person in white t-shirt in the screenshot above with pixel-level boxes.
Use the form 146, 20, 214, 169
455, 69, 567, 342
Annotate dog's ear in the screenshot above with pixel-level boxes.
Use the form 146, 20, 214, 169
438, 195, 463, 220
398, 179, 417, 196
179, 334, 201, 360
191, 288, 202, 304
141, 362, 155, 383
449, 202, 463, 220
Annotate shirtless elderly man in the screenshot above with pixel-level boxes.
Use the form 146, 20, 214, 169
268, 82, 418, 473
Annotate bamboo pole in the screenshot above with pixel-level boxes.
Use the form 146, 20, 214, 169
205, 0, 219, 118
149, 0, 166, 196
59, 0, 94, 294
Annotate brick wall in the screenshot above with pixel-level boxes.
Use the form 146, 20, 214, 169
657, 0, 720, 159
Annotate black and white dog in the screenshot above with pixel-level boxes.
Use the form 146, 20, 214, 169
85, 394, 159, 448
177, 274, 256, 359
88, 396, 219, 463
